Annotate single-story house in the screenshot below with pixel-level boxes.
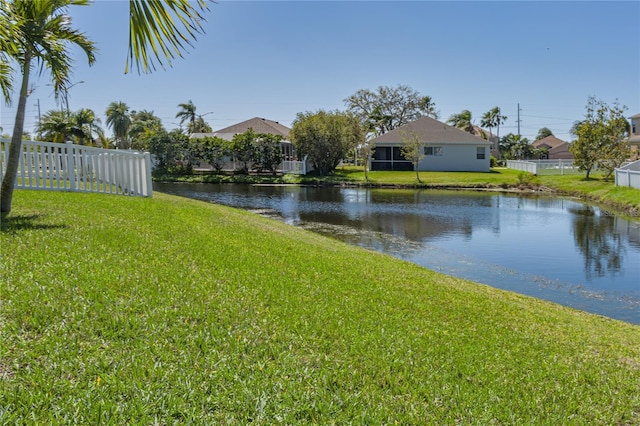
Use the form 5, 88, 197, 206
531, 135, 573, 160
192, 116, 291, 141
369, 116, 493, 172
191, 116, 295, 159
190, 117, 309, 173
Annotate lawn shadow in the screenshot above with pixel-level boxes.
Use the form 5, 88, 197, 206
1, 214, 67, 233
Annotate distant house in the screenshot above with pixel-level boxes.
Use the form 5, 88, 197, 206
628, 113, 640, 159
192, 116, 291, 141
190, 117, 307, 173
531, 135, 573, 160
369, 116, 492, 172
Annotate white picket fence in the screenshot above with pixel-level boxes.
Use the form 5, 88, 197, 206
280, 156, 308, 175
0, 139, 152, 197
506, 159, 580, 175
615, 160, 640, 189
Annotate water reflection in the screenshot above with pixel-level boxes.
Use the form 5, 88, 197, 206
570, 206, 624, 279
154, 183, 640, 323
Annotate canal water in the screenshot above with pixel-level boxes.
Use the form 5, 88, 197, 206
155, 183, 640, 324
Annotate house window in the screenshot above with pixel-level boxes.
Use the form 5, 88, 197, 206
476, 147, 485, 159
633, 122, 637, 135
424, 146, 442, 156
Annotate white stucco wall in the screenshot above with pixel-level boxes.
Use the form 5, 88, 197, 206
418, 144, 490, 172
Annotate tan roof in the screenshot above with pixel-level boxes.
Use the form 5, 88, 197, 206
629, 113, 640, 119
214, 117, 290, 137
191, 117, 291, 140
532, 135, 567, 149
371, 116, 492, 145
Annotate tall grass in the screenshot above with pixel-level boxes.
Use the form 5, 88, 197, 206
1, 190, 639, 424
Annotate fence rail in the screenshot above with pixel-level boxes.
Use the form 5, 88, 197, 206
280, 159, 307, 175
0, 139, 152, 197
506, 159, 581, 175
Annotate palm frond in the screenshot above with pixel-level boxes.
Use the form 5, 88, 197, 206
128, 0, 209, 74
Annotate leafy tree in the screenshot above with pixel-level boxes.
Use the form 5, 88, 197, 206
147, 129, 191, 174
447, 110, 474, 133
0, 0, 96, 215
176, 100, 197, 134
253, 133, 284, 175
364, 105, 393, 137
106, 101, 132, 149
344, 85, 437, 136
230, 128, 257, 174
535, 127, 554, 141
570, 97, 629, 180
290, 110, 364, 176
193, 136, 231, 172
358, 139, 375, 182
400, 130, 425, 182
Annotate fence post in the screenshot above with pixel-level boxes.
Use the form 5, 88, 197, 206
144, 152, 153, 197
66, 141, 75, 190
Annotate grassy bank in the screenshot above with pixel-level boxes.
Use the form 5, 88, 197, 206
1, 190, 639, 424
157, 167, 640, 217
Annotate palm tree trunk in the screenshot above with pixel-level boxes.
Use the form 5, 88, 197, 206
1, 54, 31, 215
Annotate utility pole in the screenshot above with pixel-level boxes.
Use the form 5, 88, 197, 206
64, 80, 85, 113
516, 103, 522, 137
31, 99, 42, 137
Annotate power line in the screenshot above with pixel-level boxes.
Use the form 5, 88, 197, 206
521, 114, 576, 122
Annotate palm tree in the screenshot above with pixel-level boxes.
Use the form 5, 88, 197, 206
129, 109, 164, 150
0, 0, 96, 214
481, 107, 507, 153
106, 101, 132, 149
73, 108, 102, 145
493, 107, 507, 144
480, 110, 495, 139
176, 100, 197, 134
447, 110, 474, 133
36, 110, 75, 143
0, 16, 13, 103
127, 0, 209, 74
1, 0, 210, 214
419, 96, 439, 119
192, 115, 212, 133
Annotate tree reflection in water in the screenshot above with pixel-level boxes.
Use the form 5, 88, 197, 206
570, 206, 624, 279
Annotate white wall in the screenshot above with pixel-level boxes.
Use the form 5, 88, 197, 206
418, 144, 490, 172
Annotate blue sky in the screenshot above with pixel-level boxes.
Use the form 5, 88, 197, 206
1, 0, 638, 142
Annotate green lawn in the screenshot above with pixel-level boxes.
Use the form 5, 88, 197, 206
1, 190, 639, 424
